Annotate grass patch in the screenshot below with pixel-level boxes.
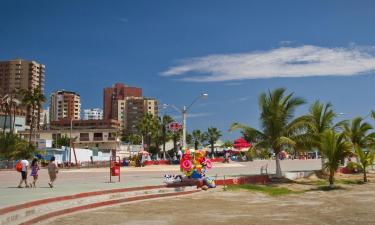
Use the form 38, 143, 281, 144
315, 185, 345, 191
336, 179, 364, 185
227, 184, 303, 196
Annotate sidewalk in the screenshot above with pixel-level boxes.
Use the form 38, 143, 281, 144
0, 160, 321, 208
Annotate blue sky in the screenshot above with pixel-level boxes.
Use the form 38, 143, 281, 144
1, 0, 375, 140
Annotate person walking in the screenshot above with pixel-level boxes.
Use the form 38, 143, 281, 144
30, 158, 40, 188
47, 156, 58, 188
17, 159, 29, 188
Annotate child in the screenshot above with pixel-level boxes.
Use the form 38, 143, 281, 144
30, 158, 40, 188
47, 156, 58, 188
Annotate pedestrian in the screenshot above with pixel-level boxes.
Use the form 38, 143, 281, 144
30, 158, 40, 188
17, 159, 29, 188
47, 156, 58, 188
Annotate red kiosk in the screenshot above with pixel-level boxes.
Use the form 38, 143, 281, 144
110, 156, 121, 182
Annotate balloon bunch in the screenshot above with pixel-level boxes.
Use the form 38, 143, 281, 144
180, 149, 213, 179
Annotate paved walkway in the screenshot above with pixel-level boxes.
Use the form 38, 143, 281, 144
0, 159, 321, 208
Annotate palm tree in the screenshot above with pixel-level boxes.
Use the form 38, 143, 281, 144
296, 101, 339, 165
319, 129, 352, 188
20, 87, 46, 145
137, 113, 155, 151
230, 88, 307, 178
161, 115, 173, 159
192, 129, 205, 150
355, 145, 374, 182
204, 127, 222, 157
343, 117, 374, 149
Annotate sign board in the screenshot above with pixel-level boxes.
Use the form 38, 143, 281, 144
168, 122, 182, 132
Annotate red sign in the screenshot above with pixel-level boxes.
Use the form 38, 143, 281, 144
168, 122, 182, 132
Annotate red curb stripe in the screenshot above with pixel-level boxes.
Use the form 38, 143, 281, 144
0, 175, 269, 216
19, 190, 200, 225
0, 184, 166, 215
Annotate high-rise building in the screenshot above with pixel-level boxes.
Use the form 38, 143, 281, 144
83, 108, 103, 120
144, 98, 158, 117
103, 83, 142, 121
0, 59, 45, 126
49, 90, 81, 122
125, 97, 145, 134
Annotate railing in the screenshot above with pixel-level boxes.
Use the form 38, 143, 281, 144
79, 137, 90, 141
0, 160, 17, 169
93, 137, 103, 141
107, 137, 116, 141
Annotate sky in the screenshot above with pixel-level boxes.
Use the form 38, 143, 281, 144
1, 0, 375, 140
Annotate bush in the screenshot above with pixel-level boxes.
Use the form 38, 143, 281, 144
346, 161, 362, 173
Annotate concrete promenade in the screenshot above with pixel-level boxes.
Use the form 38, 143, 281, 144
0, 159, 321, 208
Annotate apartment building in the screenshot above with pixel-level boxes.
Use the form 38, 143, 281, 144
83, 108, 103, 120
103, 83, 142, 121
49, 90, 81, 121
0, 59, 45, 126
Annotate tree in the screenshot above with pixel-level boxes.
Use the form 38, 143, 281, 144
161, 115, 173, 159
204, 127, 222, 157
230, 88, 307, 178
20, 87, 46, 145
319, 129, 352, 188
55, 135, 70, 148
137, 113, 155, 151
0, 133, 36, 160
295, 101, 341, 167
192, 129, 205, 150
222, 140, 234, 148
355, 145, 375, 182
343, 117, 374, 149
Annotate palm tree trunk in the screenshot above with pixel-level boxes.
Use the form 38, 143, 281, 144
195, 141, 198, 150
162, 136, 166, 160
28, 105, 35, 145
275, 152, 282, 178
364, 169, 367, 182
3, 114, 7, 134
329, 170, 335, 188
211, 143, 214, 157
12, 106, 16, 134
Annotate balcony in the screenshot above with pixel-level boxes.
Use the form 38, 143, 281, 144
80, 137, 90, 141
93, 137, 103, 141
108, 136, 116, 141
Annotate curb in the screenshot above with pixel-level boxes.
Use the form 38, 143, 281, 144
0, 185, 165, 216
19, 190, 200, 225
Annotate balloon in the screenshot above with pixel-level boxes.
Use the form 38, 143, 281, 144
205, 159, 213, 169
181, 160, 192, 171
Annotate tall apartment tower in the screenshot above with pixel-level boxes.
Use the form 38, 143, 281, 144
83, 108, 103, 120
103, 83, 142, 121
0, 59, 45, 126
144, 98, 158, 117
49, 90, 81, 122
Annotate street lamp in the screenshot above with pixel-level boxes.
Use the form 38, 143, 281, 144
163, 93, 208, 148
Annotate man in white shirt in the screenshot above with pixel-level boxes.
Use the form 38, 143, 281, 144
18, 159, 29, 188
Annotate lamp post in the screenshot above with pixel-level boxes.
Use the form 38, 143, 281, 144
163, 93, 208, 148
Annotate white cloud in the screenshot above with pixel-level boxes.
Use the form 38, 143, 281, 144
161, 45, 375, 82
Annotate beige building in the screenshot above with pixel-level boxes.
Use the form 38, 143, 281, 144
49, 90, 81, 121
0, 59, 45, 126
144, 98, 158, 117
20, 128, 119, 151
110, 97, 158, 133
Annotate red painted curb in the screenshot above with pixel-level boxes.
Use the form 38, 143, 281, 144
0, 175, 269, 216
19, 190, 200, 225
0, 184, 166, 215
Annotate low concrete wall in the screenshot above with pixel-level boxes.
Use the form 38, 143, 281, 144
284, 171, 317, 180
